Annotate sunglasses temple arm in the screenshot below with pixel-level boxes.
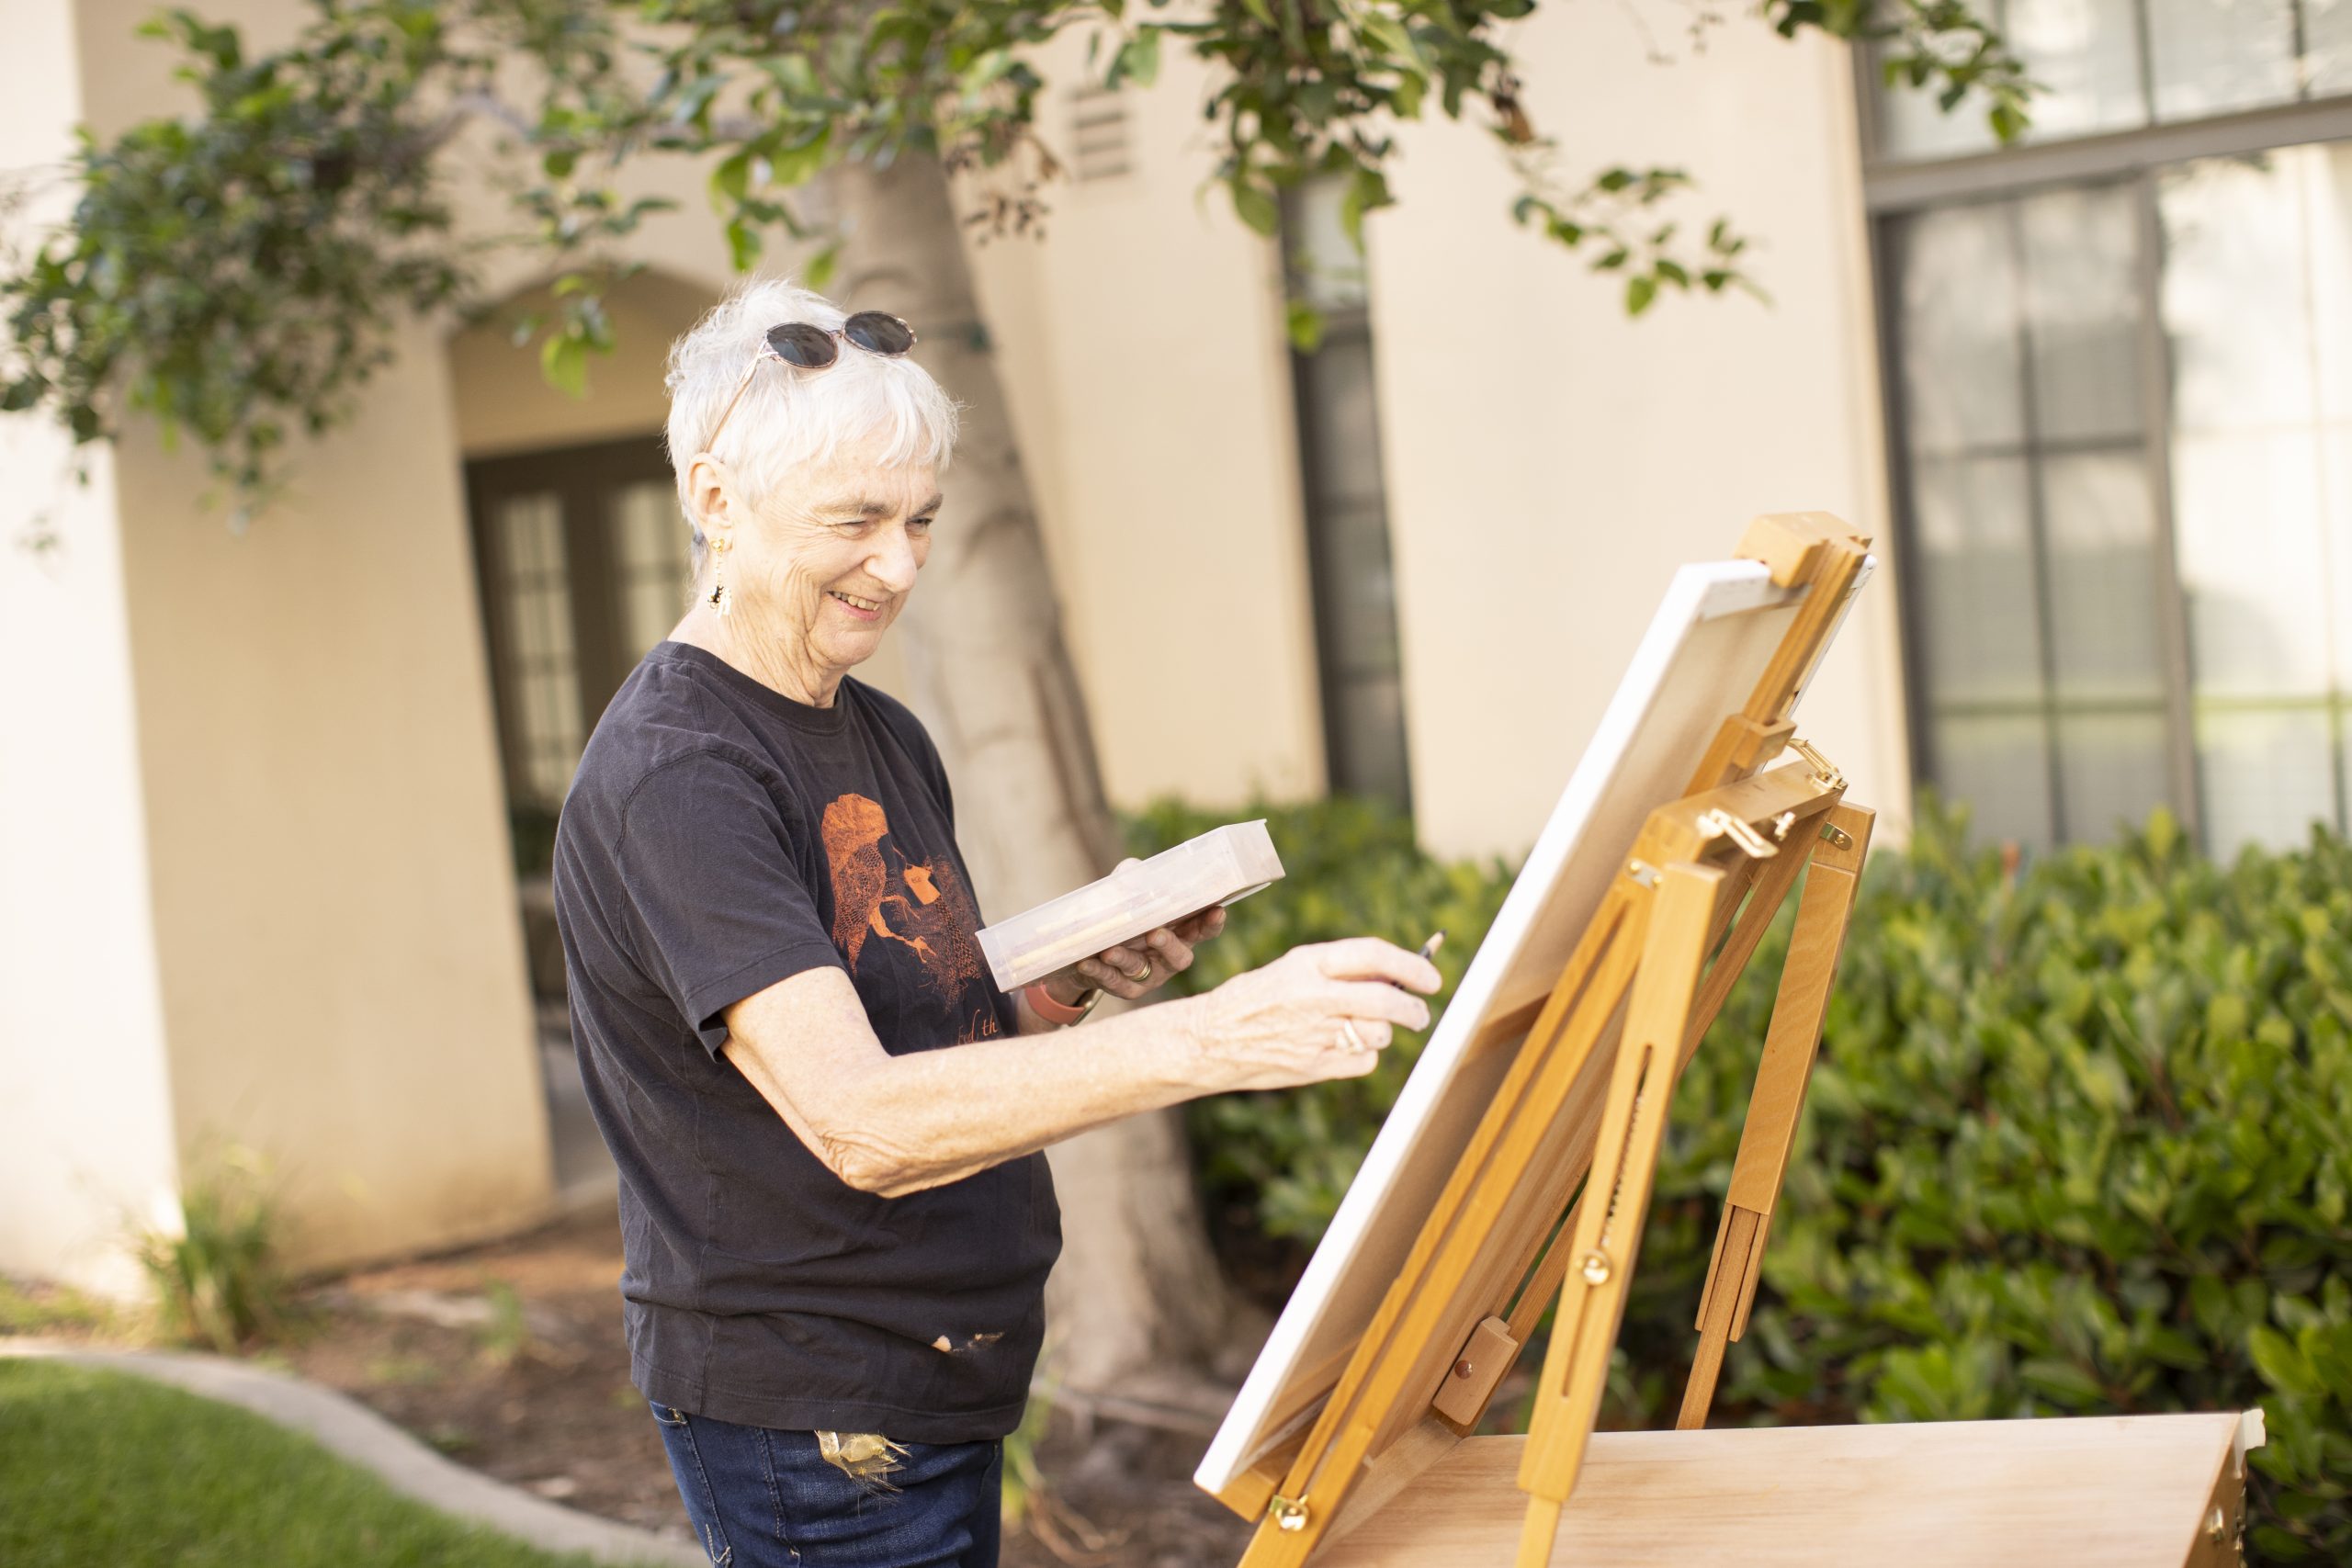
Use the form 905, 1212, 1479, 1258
704, 354, 764, 453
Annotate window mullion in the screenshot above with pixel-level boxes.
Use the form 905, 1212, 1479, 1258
2006, 202, 2073, 842
2132, 174, 2206, 845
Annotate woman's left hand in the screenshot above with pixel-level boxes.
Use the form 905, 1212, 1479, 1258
1057, 902, 1228, 1004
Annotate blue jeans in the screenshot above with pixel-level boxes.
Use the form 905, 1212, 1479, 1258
650, 1402, 1003, 1568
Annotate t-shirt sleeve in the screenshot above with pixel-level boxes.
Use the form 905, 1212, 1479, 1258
614, 750, 844, 1055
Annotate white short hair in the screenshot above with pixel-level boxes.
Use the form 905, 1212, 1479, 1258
664, 277, 959, 567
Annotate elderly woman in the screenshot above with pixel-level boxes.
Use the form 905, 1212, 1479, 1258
552, 278, 1438, 1568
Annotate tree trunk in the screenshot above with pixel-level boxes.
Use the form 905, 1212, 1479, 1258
828, 154, 1233, 1392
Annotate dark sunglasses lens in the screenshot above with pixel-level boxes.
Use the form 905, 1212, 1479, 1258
768, 322, 838, 369
842, 312, 915, 355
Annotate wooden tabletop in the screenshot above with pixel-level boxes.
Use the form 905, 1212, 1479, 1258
1317, 1413, 2259, 1567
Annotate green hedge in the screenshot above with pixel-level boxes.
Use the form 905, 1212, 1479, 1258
1129, 796, 2352, 1562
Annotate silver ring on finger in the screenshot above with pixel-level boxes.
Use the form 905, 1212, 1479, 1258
1339, 1017, 1369, 1053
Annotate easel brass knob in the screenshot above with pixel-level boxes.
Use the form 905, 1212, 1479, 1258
1269, 1495, 1309, 1532
1580, 1251, 1612, 1285
2206, 1506, 2227, 1543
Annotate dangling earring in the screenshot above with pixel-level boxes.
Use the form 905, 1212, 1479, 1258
706, 534, 733, 617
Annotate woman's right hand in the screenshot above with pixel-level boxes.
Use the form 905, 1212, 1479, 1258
1189, 938, 1442, 1092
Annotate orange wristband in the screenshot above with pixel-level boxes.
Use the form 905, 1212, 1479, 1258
1023, 980, 1100, 1026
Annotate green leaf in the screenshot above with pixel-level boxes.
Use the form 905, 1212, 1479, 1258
1114, 28, 1162, 89
763, 53, 822, 100
1230, 178, 1281, 238
1284, 299, 1325, 354
1360, 15, 1423, 68
724, 217, 762, 274
1625, 274, 1657, 314
1338, 165, 1391, 250
767, 126, 831, 188
710, 150, 752, 210
539, 333, 588, 398
2018, 1357, 2106, 1407
803, 242, 841, 293
2251, 1326, 2320, 1396
1390, 70, 1426, 120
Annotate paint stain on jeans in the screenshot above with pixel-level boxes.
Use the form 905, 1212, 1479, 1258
815, 1430, 910, 1491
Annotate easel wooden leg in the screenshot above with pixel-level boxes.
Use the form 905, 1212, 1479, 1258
1487, 808, 1832, 1402
1513, 862, 1725, 1567
1677, 803, 1875, 1429
1677, 1204, 1760, 1430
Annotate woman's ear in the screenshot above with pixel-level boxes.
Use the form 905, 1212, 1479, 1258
686, 453, 733, 534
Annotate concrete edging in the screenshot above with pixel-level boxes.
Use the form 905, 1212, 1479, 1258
1, 1338, 701, 1566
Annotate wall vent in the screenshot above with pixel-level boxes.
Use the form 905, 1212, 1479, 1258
1069, 85, 1133, 184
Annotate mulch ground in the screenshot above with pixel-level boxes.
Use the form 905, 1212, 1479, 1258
227, 1208, 1251, 1567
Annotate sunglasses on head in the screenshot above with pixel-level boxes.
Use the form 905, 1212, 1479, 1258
703, 310, 919, 453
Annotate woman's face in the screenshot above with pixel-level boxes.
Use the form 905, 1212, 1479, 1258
727, 433, 941, 683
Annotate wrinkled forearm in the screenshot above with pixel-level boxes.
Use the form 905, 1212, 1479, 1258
754, 998, 1224, 1198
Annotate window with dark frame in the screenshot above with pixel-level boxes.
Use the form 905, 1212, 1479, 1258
1283, 176, 1415, 814
1864, 8, 2352, 854
465, 435, 693, 826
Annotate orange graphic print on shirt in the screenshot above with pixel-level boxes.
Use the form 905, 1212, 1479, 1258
819, 793, 996, 1041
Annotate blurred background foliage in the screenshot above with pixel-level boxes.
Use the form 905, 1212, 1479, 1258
1129, 795, 2352, 1562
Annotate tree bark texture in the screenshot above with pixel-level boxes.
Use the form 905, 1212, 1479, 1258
828, 153, 1232, 1391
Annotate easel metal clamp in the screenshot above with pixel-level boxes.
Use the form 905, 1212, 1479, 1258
1786, 735, 1844, 792
1695, 807, 1778, 859
1646, 761, 1844, 865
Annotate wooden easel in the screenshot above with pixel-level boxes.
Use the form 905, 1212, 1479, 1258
1209, 515, 2262, 1567
1212, 513, 1873, 1565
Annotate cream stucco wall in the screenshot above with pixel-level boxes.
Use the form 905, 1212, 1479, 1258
0, 0, 184, 1297
107, 338, 556, 1269
1365, 10, 1910, 860
5, 0, 560, 1278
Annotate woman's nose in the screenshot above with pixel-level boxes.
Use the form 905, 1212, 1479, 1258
867, 526, 921, 590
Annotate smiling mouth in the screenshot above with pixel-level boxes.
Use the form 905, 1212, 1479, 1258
829, 590, 884, 614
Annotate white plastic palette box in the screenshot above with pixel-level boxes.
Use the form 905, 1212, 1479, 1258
977, 821, 1283, 991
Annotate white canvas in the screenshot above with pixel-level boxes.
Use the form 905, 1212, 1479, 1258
1196, 554, 1871, 1495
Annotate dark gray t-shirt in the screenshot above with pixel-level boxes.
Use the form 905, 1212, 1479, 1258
551, 641, 1059, 1441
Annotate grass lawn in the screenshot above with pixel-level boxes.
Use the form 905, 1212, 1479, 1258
0, 1359, 661, 1568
